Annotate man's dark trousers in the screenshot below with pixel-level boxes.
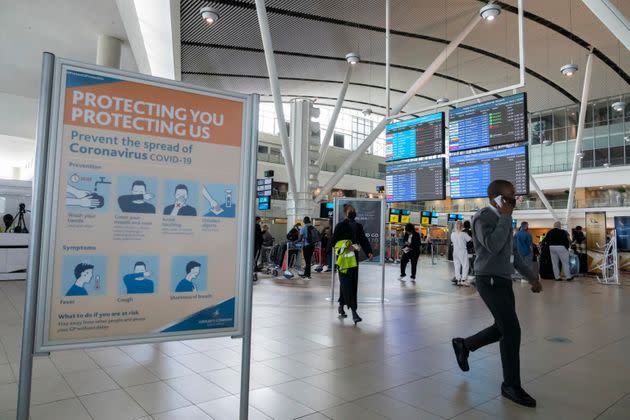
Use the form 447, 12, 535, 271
464, 275, 521, 387
303, 244, 314, 277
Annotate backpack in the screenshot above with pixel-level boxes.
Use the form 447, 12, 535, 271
308, 225, 321, 244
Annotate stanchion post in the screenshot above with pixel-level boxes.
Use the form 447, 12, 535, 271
17, 52, 55, 420
239, 94, 259, 420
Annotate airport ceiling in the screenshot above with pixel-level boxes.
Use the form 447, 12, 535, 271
180, 0, 630, 115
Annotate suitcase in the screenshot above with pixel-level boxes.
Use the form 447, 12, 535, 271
568, 251, 580, 276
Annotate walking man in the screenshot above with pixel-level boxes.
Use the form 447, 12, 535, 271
452, 180, 542, 408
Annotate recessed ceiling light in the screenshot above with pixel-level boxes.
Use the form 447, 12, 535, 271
200, 6, 219, 25
436, 97, 450, 105
345, 52, 360, 65
612, 101, 626, 112
560, 63, 578, 77
480, 4, 502, 21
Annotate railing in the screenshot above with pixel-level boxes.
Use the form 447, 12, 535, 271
257, 152, 385, 180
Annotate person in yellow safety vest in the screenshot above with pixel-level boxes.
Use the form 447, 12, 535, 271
331, 204, 373, 325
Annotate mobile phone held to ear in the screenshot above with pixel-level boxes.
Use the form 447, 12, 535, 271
493, 195, 504, 208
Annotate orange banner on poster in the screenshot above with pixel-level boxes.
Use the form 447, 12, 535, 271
64, 80, 243, 145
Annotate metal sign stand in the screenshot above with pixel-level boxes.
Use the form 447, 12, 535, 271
17, 54, 258, 420
16, 52, 54, 420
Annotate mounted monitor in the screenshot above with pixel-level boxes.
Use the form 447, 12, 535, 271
385, 112, 445, 161
449, 93, 527, 153
386, 158, 446, 202
449, 145, 529, 199
401, 209, 411, 224
389, 208, 401, 224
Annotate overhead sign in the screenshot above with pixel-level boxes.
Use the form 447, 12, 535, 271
256, 178, 272, 197
35, 60, 256, 351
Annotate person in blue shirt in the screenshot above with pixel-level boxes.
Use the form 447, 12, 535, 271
514, 221, 533, 271
299, 217, 314, 279
175, 261, 201, 292
66, 263, 94, 296
123, 261, 155, 294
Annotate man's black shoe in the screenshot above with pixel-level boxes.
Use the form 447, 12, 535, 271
501, 383, 536, 408
452, 338, 469, 372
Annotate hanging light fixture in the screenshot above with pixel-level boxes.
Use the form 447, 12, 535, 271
612, 101, 626, 112
480, 4, 502, 21
436, 97, 450, 105
603, 162, 611, 168
200, 7, 219, 25
560, 63, 578, 77
362, 108, 373, 116
345, 52, 360, 65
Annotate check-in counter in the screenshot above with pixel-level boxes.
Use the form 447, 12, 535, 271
0, 233, 29, 280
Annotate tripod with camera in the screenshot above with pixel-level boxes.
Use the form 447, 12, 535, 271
11, 203, 30, 234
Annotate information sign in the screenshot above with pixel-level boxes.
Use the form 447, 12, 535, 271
35, 60, 256, 350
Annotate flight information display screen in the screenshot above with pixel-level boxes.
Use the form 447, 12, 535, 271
385, 158, 445, 202
449, 93, 527, 152
386, 112, 445, 161
449, 146, 529, 199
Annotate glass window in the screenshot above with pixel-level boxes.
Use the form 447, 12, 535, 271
594, 100, 609, 127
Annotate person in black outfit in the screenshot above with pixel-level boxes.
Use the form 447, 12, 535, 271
399, 223, 421, 281
463, 220, 475, 278
254, 216, 263, 274
331, 204, 373, 324
451, 180, 542, 408
544, 221, 573, 281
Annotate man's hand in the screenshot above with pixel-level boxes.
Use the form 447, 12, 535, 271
530, 278, 543, 293
367, 253, 373, 261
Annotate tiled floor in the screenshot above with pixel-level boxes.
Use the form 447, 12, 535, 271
1, 256, 630, 419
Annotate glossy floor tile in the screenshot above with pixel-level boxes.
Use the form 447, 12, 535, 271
1, 258, 630, 419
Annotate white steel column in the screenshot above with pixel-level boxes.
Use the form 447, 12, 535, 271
385, 0, 391, 116
315, 10, 483, 202
254, 0, 298, 193
529, 175, 560, 221
96, 35, 122, 68
566, 51, 594, 226
318, 65, 353, 170
582, 0, 630, 51
287, 100, 316, 227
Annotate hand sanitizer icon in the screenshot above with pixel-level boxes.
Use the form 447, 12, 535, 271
225, 190, 232, 208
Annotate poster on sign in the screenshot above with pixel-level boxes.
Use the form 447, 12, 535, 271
33, 59, 257, 351
585, 212, 606, 274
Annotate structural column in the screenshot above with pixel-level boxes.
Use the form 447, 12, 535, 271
286, 99, 317, 227
96, 35, 122, 68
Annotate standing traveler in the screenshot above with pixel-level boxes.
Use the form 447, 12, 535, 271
451, 180, 542, 408
332, 204, 373, 324
545, 221, 573, 281
463, 220, 475, 278
254, 216, 263, 274
286, 224, 300, 270
299, 217, 316, 279
572, 225, 587, 274
399, 223, 421, 282
514, 222, 533, 270
451, 220, 472, 286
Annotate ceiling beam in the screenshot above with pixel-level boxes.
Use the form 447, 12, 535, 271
181, 41, 500, 99
581, 0, 630, 52
479, 0, 630, 85
197, 0, 578, 102
180, 71, 441, 104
